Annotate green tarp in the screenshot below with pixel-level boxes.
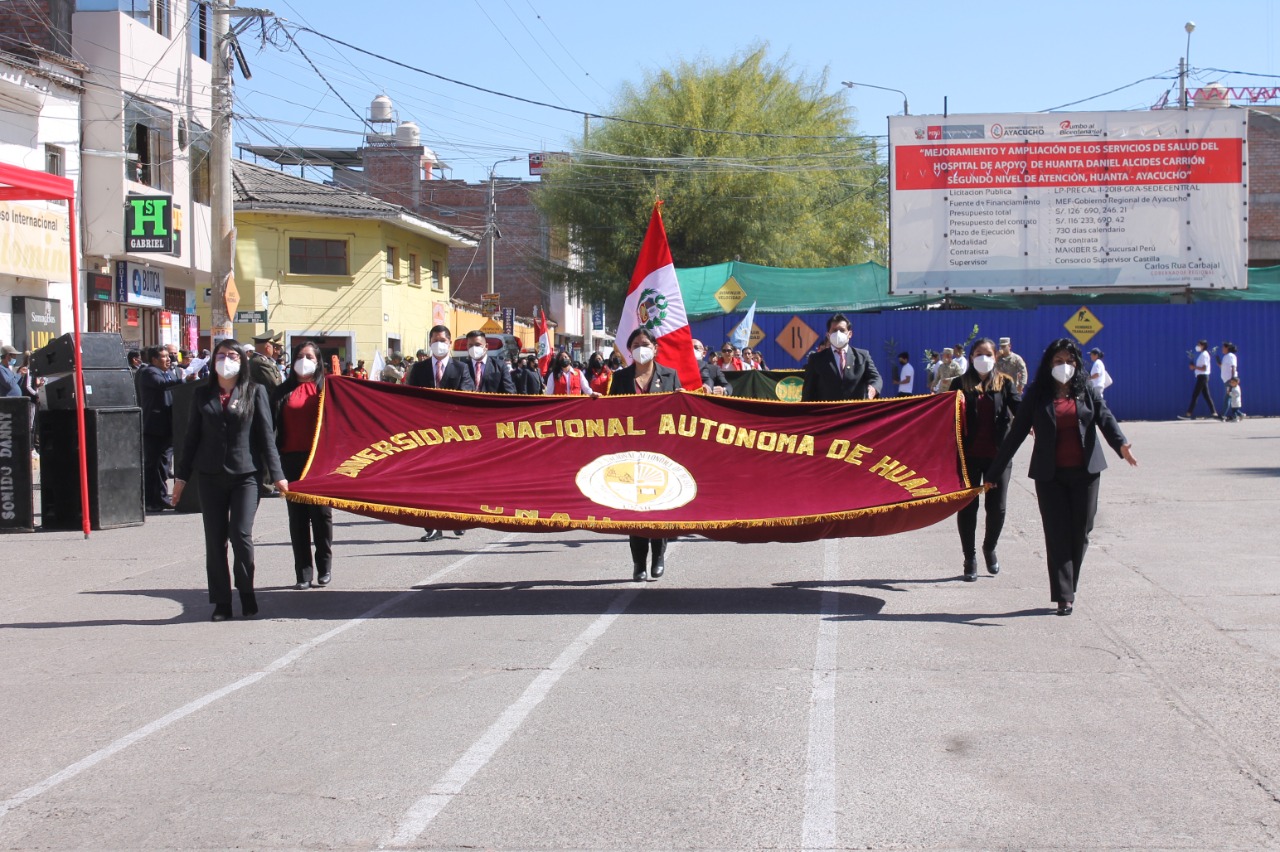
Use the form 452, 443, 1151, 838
722, 370, 805, 402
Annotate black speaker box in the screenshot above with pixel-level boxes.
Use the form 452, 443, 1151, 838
39, 369, 138, 410
30, 332, 127, 377
0, 397, 36, 533
39, 407, 144, 530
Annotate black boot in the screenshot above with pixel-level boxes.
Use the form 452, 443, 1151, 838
963, 554, 978, 581
650, 539, 666, 580
982, 547, 1000, 575
629, 537, 648, 582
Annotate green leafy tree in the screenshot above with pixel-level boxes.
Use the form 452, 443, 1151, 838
533, 45, 886, 312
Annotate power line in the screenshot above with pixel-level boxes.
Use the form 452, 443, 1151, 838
1040, 67, 1179, 112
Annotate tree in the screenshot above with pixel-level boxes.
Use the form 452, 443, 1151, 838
533, 44, 887, 313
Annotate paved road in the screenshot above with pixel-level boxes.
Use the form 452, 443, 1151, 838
1, 418, 1278, 850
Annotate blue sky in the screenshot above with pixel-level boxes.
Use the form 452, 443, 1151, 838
234, 0, 1280, 183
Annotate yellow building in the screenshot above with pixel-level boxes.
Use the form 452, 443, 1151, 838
207, 160, 477, 367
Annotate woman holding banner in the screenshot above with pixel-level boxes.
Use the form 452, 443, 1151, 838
609, 328, 683, 582
987, 339, 1136, 616
949, 338, 1019, 582
272, 341, 332, 590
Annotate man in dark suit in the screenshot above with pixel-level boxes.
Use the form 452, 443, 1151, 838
693, 339, 731, 395
462, 330, 517, 394
801, 313, 882, 402
135, 345, 192, 511
407, 325, 475, 391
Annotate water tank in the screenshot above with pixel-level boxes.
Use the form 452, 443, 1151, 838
370, 94, 395, 123
395, 121, 421, 147
1193, 83, 1231, 108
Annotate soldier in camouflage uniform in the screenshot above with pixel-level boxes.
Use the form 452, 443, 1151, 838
931, 347, 963, 393
995, 337, 1028, 394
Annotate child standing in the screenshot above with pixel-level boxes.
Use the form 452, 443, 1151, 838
1225, 377, 1245, 422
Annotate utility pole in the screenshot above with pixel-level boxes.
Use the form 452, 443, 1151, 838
486, 156, 520, 295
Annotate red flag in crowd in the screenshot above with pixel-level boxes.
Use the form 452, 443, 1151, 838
534, 305, 552, 376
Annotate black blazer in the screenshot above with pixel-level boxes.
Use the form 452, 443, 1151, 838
700, 361, 732, 392
466, 353, 517, 393
135, 364, 186, 437
801, 347, 883, 401
512, 365, 542, 395
987, 383, 1128, 482
176, 382, 284, 483
608, 363, 683, 395
949, 377, 1020, 457
407, 357, 476, 391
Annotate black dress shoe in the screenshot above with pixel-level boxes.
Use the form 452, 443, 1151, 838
316, 572, 331, 586
650, 557, 665, 579
963, 555, 977, 581
1056, 602, 1073, 616
419, 530, 443, 542
211, 604, 232, 622
453, 530, 466, 538
632, 561, 648, 582
293, 581, 311, 590
983, 548, 1001, 575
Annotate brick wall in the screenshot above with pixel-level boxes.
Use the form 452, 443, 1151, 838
1248, 108, 1280, 265
361, 145, 423, 211
0, 0, 72, 59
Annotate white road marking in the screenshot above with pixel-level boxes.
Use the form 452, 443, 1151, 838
0, 533, 521, 824
801, 538, 841, 851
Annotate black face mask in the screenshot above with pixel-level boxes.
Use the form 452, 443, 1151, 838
558, 359, 571, 370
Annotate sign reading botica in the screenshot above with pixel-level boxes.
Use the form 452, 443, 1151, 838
125, 195, 173, 253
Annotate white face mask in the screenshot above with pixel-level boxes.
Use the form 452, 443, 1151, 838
293, 358, 317, 378
469, 344, 487, 361
1051, 363, 1075, 384
215, 358, 241, 380
972, 355, 995, 375
828, 330, 850, 350
1196, 345, 1205, 352
631, 345, 655, 365
429, 341, 450, 359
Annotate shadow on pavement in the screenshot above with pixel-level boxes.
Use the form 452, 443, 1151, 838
1219, 466, 1280, 477
0, 583, 889, 627
829, 607, 1052, 626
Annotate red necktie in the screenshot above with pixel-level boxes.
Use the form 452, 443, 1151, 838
475, 361, 484, 387
837, 350, 845, 373
435, 359, 444, 385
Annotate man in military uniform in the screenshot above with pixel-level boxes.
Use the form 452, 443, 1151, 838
995, 337, 1029, 394
249, 331, 284, 389
931, 347, 963, 393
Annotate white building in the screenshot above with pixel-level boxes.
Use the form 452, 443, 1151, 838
73, 1, 213, 352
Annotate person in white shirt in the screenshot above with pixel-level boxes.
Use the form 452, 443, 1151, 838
953, 343, 968, 376
1218, 341, 1239, 414
895, 351, 915, 395
1179, 339, 1219, 420
1088, 348, 1110, 397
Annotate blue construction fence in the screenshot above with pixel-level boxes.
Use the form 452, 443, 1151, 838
689, 301, 1277, 421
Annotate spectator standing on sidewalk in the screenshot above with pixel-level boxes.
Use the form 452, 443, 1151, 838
1180, 339, 1219, 420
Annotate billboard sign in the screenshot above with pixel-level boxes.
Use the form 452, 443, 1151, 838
125, 195, 173, 253
114, 260, 164, 307
888, 111, 1248, 293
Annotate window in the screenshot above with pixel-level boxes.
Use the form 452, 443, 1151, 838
289, 238, 348, 276
386, 246, 399, 280
190, 1, 209, 60
408, 253, 420, 286
189, 122, 210, 205
125, 97, 173, 191
151, 0, 171, 37
431, 260, 443, 291
45, 145, 65, 177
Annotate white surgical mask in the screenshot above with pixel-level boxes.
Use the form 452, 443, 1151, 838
1051, 363, 1075, 384
828, 330, 850, 350
215, 358, 241, 380
1196, 345, 1205, 352
469, 344, 487, 361
972, 355, 995, 375
430, 341, 450, 358
631, 346, 655, 365
293, 358, 316, 378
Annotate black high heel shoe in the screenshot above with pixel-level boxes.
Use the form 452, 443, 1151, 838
962, 555, 978, 582
983, 548, 1000, 575
632, 560, 648, 582
1056, 602, 1073, 616
650, 548, 666, 580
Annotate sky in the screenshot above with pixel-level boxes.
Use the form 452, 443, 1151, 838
232, 0, 1280, 184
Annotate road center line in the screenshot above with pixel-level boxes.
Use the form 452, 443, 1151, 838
801, 538, 841, 851
0, 533, 522, 825
383, 583, 645, 847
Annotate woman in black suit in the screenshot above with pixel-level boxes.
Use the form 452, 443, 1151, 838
608, 328, 682, 582
173, 339, 287, 621
949, 337, 1020, 581
987, 339, 1137, 616
271, 341, 332, 591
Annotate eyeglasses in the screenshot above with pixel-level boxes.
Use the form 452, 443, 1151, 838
721, 348, 732, 353
215, 351, 241, 361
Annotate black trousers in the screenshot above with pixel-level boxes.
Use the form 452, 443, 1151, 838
197, 472, 261, 606
629, 536, 667, 564
281, 452, 332, 583
1034, 466, 1101, 604
142, 433, 172, 508
956, 453, 1010, 557
1186, 374, 1217, 417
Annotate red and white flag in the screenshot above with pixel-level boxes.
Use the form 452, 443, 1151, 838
615, 202, 701, 390
534, 305, 552, 376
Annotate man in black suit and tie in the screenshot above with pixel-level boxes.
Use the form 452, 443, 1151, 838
407, 325, 475, 391
801, 313, 882, 402
462, 330, 517, 394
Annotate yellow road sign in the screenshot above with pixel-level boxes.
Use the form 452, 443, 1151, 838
714, 276, 746, 313
1064, 307, 1103, 346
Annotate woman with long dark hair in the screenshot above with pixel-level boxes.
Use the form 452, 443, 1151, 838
987, 339, 1137, 615
949, 337, 1020, 581
173, 339, 286, 621
584, 352, 612, 395
608, 328, 683, 582
272, 341, 332, 590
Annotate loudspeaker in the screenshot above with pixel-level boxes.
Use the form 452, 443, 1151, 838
39, 407, 144, 530
30, 332, 127, 378
0, 397, 36, 533
38, 369, 138, 410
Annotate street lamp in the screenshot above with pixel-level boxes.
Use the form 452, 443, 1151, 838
1180, 21, 1196, 110
487, 156, 522, 295
842, 80, 910, 115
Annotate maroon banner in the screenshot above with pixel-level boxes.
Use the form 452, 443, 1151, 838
287, 376, 980, 543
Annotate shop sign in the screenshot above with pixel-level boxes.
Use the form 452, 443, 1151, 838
115, 260, 164, 307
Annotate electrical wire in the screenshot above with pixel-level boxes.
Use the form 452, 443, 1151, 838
1040, 68, 1179, 112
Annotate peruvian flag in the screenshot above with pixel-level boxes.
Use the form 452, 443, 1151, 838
534, 305, 552, 376
615, 202, 701, 390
